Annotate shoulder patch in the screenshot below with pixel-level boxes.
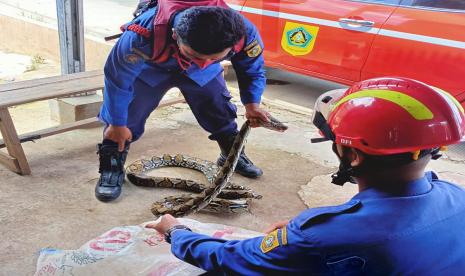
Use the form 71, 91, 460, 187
260, 227, 288, 253
260, 229, 280, 253
124, 53, 142, 64
244, 40, 262, 58
298, 200, 361, 229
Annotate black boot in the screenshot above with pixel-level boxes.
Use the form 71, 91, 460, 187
95, 141, 129, 202
216, 135, 263, 178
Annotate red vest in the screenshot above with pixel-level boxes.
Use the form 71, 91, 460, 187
126, 0, 245, 68
152, 0, 232, 63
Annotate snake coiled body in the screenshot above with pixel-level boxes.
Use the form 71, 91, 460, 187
126, 117, 287, 217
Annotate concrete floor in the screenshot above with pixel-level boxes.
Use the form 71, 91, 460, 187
0, 1, 464, 274
0, 90, 334, 275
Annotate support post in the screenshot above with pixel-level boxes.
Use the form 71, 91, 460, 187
56, 0, 85, 74
53, 1, 103, 123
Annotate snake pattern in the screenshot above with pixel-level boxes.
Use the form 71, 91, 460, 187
126, 117, 288, 217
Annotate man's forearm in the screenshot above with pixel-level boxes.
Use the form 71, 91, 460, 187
170, 230, 229, 271
170, 230, 269, 275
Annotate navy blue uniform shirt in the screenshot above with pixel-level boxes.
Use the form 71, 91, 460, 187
100, 6, 266, 126
170, 172, 465, 275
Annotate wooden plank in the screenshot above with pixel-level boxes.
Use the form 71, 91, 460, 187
0, 151, 20, 173
0, 70, 102, 93
0, 108, 30, 175
220, 60, 232, 76
0, 97, 186, 149
158, 96, 186, 108
0, 74, 104, 108
0, 117, 101, 149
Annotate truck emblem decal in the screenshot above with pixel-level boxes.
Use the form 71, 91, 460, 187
281, 22, 319, 56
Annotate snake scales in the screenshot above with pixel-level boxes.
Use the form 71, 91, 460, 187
126, 116, 288, 217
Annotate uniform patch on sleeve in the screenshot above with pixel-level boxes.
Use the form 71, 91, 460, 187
244, 40, 262, 58
260, 229, 280, 253
281, 226, 287, 245
124, 53, 141, 64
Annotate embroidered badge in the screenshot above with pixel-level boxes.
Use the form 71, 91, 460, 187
124, 53, 141, 64
244, 40, 262, 58
260, 229, 280, 253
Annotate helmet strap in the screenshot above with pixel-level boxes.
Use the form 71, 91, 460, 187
331, 147, 443, 186
311, 111, 335, 143
331, 143, 357, 186
331, 161, 357, 186
430, 147, 443, 160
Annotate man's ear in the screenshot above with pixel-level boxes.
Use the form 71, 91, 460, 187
172, 28, 177, 40
349, 148, 364, 167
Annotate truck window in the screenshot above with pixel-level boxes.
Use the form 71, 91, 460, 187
402, 0, 465, 11
349, 0, 401, 5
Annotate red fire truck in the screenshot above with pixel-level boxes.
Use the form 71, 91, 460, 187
227, 0, 465, 107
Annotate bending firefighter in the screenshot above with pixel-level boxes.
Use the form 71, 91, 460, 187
148, 77, 465, 274
96, 0, 269, 202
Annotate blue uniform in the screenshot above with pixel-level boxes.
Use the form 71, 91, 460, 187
169, 172, 465, 275
98, 7, 266, 141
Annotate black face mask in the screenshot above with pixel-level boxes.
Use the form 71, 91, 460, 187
331, 143, 357, 186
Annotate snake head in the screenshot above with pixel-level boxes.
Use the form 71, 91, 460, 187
228, 200, 251, 213
260, 115, 288, 132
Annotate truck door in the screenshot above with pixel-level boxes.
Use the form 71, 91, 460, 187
236, 0, 399, 83
362, 0, 465, 107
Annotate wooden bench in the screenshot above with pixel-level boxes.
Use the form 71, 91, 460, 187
0, 70, 185, 175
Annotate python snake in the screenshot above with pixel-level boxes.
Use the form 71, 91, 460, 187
126, 116, 288, 217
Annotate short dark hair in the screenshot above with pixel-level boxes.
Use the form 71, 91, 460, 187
174, 7, 246, 55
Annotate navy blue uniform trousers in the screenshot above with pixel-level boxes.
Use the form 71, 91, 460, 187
101, 72, 238, 142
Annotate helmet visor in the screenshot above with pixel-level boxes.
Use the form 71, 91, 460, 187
311, 88, 346, 143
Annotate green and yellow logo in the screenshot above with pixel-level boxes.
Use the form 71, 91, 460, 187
281, 22, 319, 56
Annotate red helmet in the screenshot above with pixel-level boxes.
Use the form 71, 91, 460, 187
313, 77, 465, 155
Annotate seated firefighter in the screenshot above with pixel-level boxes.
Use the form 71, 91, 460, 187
147, 77, 465, 274
95, 0, 270, 202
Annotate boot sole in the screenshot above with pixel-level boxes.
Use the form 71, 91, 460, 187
95, 184, 122, 202
95, 192, 121, 202
217, 160, 263, 179
235, 170, 263, 179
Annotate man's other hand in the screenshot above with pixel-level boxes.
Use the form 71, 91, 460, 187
244, 103, 270, 128
104, 125, 132, 151
263, 220, 289, 234
146, 214, 181, 234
